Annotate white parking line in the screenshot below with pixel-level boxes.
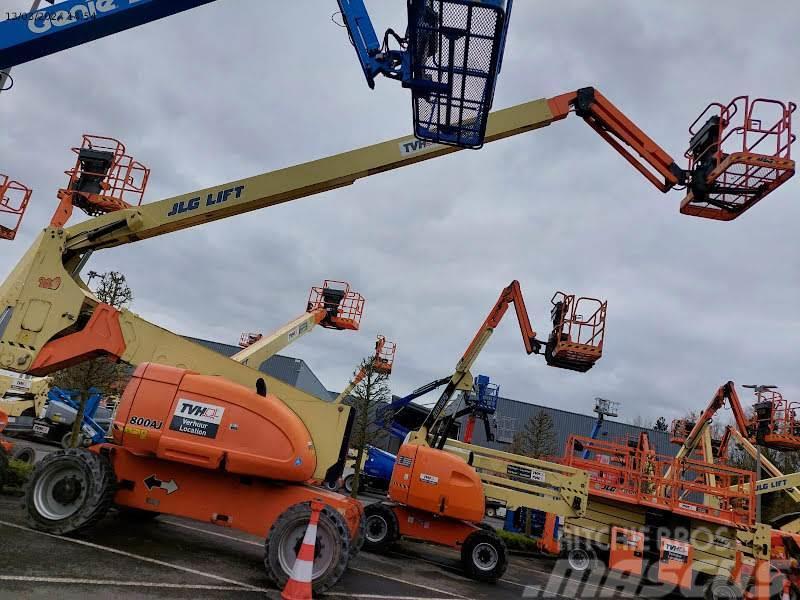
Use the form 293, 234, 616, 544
348, 566, 469, 599
160, 518, 262, 546
327, 595, 458, 600
0, 576, 268, 593
0, 519, 267, 592
159, 518, 468, 599
509, 560, 639, 599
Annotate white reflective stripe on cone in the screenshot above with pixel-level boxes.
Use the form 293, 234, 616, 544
302, 523, 318, 547
292, 559, 314, 584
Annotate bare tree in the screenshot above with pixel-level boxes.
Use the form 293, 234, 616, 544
50, 271, 133, 447
509, 410, 558, 459
346, 356, 391, 498
653, 417, 668, 432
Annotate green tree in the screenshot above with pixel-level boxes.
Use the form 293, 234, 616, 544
509, 410, 558, 459
50, 271, 133, 447
345, 355, 392, 498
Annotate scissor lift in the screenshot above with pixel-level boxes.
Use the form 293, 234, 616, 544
561, 435, 775, 597
0, 174, 31, 241
51, 135, 150, 228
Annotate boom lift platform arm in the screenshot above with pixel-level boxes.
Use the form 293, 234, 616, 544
672, 383, 800, 460
331, 334, 396, 405
9, 86, 794, 246
419, 280, 606, 449
232, 280, 365, 369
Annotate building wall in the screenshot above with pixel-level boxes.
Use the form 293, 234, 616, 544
456, 395, 676, 457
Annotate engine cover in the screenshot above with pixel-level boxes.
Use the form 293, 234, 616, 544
112, 363, 316, 482
389, 443, 484, 522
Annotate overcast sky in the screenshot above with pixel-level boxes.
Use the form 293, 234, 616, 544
1, 1, 798, 427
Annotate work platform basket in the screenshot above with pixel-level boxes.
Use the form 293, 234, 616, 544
408, 0, 512, 149
0, 174, 31, 241
749, 388, 800, 451
59, 135, 150, 219
372, 335, 397, 374
680, 97, 796, 220
467, 374, 498, 414
307, 280, 364, 331
545, 292, 606, 373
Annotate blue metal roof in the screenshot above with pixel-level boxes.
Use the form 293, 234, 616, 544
185, 336, 332, 401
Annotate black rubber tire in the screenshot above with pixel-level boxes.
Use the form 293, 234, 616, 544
323, 480, 339, 491
349, 506, 366, 560
486, 507, 496, 518
704, 576, 743, 600
264, 502, 350, 595
116, 506, 160, 522
343, 474, 355, 494
461, 528, 508, 583
12, 445, 36, 464
362, 502, 399, 553
24, 448, 116, 535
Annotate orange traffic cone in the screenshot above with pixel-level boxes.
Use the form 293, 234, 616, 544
281, 501, 324, 600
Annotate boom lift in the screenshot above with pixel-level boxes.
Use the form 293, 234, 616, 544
582, 397, 620, 459
679, 413, 800, 597
671, 383, 800, 459
331, 335, 396, 405
422, 282, 606, 449
5, 88, 795, 242
461, 374, 499, 444
360, 281, 602, 579
233, 280, 365, 369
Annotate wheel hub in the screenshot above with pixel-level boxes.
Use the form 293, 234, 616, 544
366, 515, 388, 543
472, 542, 499, 572
52, 476, 82, 504
279, 518, 335, 580
567, 548, 591, 571
33, 463, 88, 521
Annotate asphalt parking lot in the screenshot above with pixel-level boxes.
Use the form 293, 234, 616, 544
1, 439, 690, 600
0, 489, 698, 600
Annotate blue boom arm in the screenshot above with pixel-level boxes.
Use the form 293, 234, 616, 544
0, 0, 219, 71
376, 376, 450, 440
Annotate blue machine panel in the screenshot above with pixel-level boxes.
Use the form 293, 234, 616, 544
0, 0, 219, 70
